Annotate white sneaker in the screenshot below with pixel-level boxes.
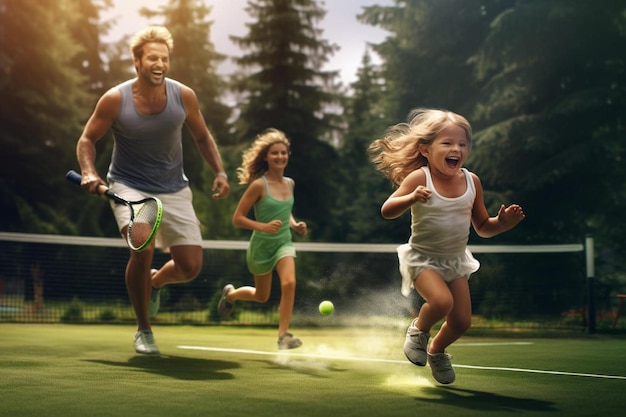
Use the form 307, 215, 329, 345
277, 332, 303, 350
403, 319, 429, 366
134, 330, 160, 355
217, 284, 235, 319
428, 352, 455, 384
149, 269, 160, 318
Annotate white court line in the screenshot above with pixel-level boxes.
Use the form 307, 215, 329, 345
177, 345, 626, 381
454, 342, 534, 347
179, 345, 407, 365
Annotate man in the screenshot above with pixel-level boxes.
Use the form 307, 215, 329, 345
75, 26, 230, 355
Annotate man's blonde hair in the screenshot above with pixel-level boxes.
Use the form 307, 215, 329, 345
130, 26, 174, 60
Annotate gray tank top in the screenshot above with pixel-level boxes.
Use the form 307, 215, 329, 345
107, 78, 188, 193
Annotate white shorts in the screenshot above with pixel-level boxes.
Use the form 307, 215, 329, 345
397, 243, 480, 297
108, 181, 202, 251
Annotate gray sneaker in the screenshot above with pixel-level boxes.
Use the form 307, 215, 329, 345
278, 332, 303, 350
133, 330, 160, 355
217, 284, 235, 319
149, 269, 160, 318
403, 320, 429, 366
428, 352, 455, 384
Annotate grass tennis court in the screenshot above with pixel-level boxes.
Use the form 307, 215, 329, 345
1, 324, 625, 416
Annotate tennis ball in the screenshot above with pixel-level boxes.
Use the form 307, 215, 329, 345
318, 300, 334, 316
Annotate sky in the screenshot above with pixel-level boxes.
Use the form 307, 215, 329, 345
101, 0, 393, 84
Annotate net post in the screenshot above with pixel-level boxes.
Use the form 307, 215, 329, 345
585, 235, 596, 334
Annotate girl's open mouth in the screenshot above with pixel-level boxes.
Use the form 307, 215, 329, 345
445, 157, 460, 168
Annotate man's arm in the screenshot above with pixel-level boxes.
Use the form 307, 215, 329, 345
76, 89, 120, 194
180, 85, 230, 199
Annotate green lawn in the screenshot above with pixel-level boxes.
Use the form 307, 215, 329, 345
1, 324, 625, 416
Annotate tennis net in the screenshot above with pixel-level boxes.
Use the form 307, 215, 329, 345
0, 232, 595, 330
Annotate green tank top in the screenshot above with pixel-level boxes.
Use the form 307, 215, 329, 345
250, 176, 294, 241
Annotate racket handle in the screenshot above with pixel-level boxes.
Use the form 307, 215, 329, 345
66, 169, 111, 198
66, 170, 83, 185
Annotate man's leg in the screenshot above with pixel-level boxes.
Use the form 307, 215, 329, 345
151, 245, 203, 288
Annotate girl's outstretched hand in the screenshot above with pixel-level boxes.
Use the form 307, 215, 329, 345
497, 204, 525, 230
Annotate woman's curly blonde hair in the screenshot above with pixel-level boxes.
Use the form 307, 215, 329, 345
368, 108, 472, 186
236, 128, 291, 184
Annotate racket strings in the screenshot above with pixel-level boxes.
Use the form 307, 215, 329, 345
134, 199, 160, 227
128, 199, 161, 250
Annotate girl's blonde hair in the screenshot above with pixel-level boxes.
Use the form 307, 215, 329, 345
130, 26, 174, 61
368, 108, 472, 186
236, 128, 291, 184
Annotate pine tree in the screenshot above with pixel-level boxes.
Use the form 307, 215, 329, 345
470, 0, 626, 245
334, 50, 395, 242
0, 0, 97, 233
69, 0, 113, 96
140, 0, 230, 140
359, 0, 509, 121
139, 0, 232, 193
230, 0, 342, 237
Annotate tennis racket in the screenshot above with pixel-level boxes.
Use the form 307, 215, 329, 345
66, 170, 163, 252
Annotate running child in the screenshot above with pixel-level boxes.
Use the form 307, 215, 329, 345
217, 128, 307, 349
369, 108, 525, 383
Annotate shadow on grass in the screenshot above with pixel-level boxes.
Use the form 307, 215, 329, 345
419, 386, 558, 413
84, 354, 239, 381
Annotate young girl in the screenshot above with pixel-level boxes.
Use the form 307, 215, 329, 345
217, 128, 307, 350
369, 108, 525, 384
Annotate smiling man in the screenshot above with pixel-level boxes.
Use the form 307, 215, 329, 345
74, 26, 230, 355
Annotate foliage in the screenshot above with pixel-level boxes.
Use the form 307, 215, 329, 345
355, 0, 626, 316
359, 0, 513, 121
0, 0, 103, 232
2, 0, 626, 319
60, 297, 85, 323
229, 0, 343, 238
98, 308, 117, 322
466, 0, 626, 312
139, 0, 233, 191
332, 51, 404, 243
69, 0, 113, 97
